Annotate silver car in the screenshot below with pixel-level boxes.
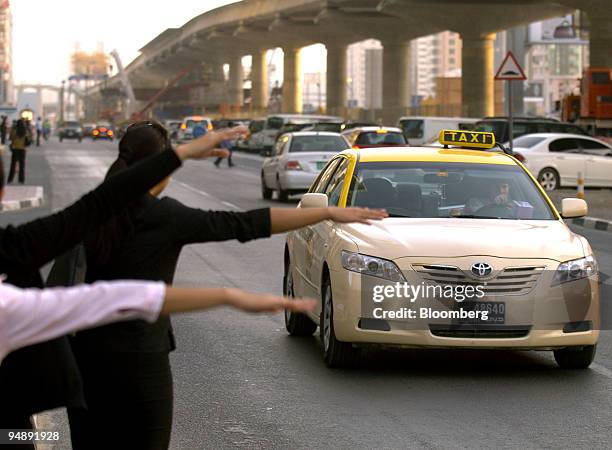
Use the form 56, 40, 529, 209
261, 132, 350, 202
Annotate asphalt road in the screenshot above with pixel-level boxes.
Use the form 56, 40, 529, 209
2, 138, 612, 449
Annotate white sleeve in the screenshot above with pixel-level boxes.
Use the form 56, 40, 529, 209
0, 281, 166, 362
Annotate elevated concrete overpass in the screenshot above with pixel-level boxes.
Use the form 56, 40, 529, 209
90, 0, 611, 121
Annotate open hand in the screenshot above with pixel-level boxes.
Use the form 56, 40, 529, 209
227, 288, 317, 314
328, 207, 388, 224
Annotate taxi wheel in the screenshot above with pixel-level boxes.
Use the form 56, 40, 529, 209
261, 174, 273, 200
320, 276, 360, 368
553, 344, 596, 369
284, 262, 317, 336
538, 168, 559, 191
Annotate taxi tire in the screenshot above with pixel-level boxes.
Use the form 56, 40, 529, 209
284, 262, 317, 336
553, 344, 596, 369
261, 174, 273, 200
538, 168, 559, 191
321, 277, 360, 368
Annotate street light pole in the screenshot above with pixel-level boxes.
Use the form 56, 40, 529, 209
60, 80, 65, 123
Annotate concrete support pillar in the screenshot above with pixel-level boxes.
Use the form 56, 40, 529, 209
326, 44, 348, 116
251, 48, 268, 111
381, 40, 411, 124
586, 10, 612, 67
228, 55, 244, 108
282, 47, 302, 113
461, 32, 496, 118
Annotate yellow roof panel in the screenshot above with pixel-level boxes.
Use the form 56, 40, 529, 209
350, 147, 517, 165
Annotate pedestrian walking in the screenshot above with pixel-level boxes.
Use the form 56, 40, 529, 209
42, 118, 51, 141
67, 120, 387, 450
7, 119, 28, 184
35, 117, 42, 146
0, 125, 248, 449
0, 115, 7, 145
214, 136, 234, 167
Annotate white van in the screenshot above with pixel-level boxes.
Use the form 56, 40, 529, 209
398, 116, 480, 145
251, 114, 342, 152
177, 116, 213, 142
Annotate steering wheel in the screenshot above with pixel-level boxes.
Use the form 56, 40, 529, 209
474, 203, 514, 219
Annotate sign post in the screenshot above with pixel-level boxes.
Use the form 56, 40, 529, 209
495, 50, 527, 152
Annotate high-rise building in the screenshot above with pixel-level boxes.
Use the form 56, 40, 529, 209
347, 39, 382, 108
0, 0, 13, 105
412, 31, 462, 102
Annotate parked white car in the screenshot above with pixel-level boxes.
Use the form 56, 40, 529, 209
261, 132, 350, 201
512, 133, 612, 190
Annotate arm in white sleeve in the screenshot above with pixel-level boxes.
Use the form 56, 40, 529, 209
0, 280, 165, 362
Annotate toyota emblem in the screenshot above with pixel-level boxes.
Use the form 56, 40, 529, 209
471, 262, 493, 278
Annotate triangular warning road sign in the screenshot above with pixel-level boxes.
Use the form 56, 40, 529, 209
495, 50, 527, 81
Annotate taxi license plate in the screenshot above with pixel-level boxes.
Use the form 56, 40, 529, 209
456, 301, 505, 325
316, 161, 326, 170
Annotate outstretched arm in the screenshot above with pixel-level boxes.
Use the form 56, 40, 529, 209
0, 280, 314, 362
269, 207, 388, 234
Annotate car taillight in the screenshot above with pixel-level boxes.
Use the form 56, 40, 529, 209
207, 122, 213, 130
513, 152, 526, 163
285, 160, 302, 171
352, 145, 361, 149
93, 130, 99, 136
108, 130, 114, 136
180, 123, 187, 130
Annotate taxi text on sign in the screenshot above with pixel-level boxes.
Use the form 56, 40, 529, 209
438, 130, 496, 149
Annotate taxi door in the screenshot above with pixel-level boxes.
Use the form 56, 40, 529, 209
303, 157, 351, 300
291, 157, 342, 300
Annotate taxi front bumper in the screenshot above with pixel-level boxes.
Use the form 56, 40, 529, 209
328, 263, 600, 349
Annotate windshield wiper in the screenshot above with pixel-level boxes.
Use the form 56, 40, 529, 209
387, 213, 413, 218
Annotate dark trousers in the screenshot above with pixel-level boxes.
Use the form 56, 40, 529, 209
67, 351, 173, 450
8, 149, 26, 183
214, 148, 234, 167
36, 130, 41, 146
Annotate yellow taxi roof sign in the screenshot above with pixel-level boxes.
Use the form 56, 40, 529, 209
438, 129, 496, 149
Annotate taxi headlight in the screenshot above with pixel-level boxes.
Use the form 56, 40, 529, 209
341, 251, 405, 282
552, 255, 598, 286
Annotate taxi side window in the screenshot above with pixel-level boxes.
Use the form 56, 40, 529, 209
325, 159, 349, 206
549, 138, 580, 153
310, 158, 341, 193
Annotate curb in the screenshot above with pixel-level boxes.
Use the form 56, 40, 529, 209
572, 216, 612, 233
0, 186, 44, 211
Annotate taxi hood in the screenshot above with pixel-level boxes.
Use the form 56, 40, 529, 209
342, 218, 585, 262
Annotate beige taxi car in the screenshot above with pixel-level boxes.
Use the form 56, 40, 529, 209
284, 130, 600, 369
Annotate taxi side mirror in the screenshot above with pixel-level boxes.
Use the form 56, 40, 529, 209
561, 198, 587, 218
300, 193, 328, 209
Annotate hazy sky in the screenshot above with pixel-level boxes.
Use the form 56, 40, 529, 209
12, 0, 238, 85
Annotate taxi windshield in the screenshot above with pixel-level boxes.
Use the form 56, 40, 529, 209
346, 161, 555, 220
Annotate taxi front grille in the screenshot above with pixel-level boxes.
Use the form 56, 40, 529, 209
429, 324, 531, 339
412, 264, 544, 296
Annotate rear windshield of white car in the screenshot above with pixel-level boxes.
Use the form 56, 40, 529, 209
346, 161, 556, 220
289, 135, 349, 153
513, 136, 547, 148
356, 132, 407, 146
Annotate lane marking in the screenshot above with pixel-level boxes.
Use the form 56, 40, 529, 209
172, 179, 242, 210
591, 362, 612, 379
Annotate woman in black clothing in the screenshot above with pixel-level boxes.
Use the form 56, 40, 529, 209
68, 121, 386, 450
0, 125, 247, 445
